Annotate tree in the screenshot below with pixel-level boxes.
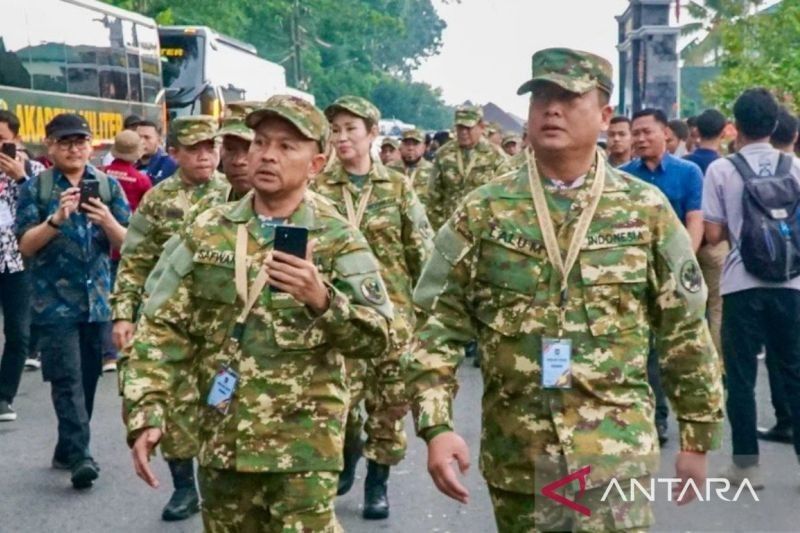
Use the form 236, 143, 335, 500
680, 0, 763, 67
102, 0, 455, 128
703, 1, 800, 113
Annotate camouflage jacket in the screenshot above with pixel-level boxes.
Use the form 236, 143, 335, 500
427, 138, 510, 230
389, 158, 434, 206
111, 170, 230, 321
407, 159, 724, 494
122, 190, 393, 473
312, 161, 433, 337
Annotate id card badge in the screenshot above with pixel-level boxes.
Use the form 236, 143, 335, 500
542, 337, 572, 389
207, 366, 239, 414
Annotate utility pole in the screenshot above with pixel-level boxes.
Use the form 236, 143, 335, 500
290, 0, 304, 89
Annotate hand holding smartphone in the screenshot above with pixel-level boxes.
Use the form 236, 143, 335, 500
79, 179, 101, 213
270, 225, 309, 292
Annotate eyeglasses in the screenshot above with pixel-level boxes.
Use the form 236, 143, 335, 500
55, 137, 91, 150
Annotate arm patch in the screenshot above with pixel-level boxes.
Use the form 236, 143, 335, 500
334, 250, 394, 320
659, 229, 707, 319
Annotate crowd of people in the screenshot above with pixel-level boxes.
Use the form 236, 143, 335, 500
0, 45, 798, 532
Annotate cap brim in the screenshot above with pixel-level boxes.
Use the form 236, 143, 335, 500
50, 128, 91, 140
216, 126, 254, 142
324, 103, 368, 122
111, 148, 141, 162
516, 74, 597, 96
246, 108, 316, 142
454, 119, 480, 128
176, 133, 218, 146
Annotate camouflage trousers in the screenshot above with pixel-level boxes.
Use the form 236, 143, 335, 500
343, 338, 408, 466
198, 467, 342, 533
488, 479, 653, 533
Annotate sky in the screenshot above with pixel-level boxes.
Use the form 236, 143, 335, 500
412, 0, 654, 118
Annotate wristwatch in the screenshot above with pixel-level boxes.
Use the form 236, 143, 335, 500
46, 215, 61, 229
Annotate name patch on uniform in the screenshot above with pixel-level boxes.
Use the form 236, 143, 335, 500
195, 248, 235, 266
585, 228, 646, 248
487, 224, 545, 256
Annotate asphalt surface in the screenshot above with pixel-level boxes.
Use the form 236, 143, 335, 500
1, 323, 799, 532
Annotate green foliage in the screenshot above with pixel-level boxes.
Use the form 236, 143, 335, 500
703, 0, 800, 114
680, 0, 763, 66
101, 0, 454, 128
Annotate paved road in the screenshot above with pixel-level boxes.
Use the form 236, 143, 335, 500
1, 326, 798, 531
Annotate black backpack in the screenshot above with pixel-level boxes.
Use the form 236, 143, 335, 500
729, 152, 800, 282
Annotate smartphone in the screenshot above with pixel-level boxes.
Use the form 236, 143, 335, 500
271, 225, 309, 292
1, 143, 16, 159
79, 179, 100, 212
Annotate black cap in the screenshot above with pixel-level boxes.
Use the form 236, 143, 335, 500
123, 114, 144, 129
45, 113, 92, 140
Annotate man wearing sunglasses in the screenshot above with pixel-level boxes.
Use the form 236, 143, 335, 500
16, 113, 130, 491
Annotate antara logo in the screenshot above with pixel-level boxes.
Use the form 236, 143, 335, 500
541, 466, 760, 516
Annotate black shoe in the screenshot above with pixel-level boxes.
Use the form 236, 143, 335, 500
162, 487, 200, 521
757, 424, 793, 444
0, 400, 17, 422
70, 459, 99, 490
656, 423, 668, 446
363, 460, 390, 520
162, 459, 200, 521
337, 437, 363, 496
52, 455, 71, 470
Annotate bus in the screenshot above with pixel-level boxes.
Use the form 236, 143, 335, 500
0, 0, 164, 151
159, 26, 314, 121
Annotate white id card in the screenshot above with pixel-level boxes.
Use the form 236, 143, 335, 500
0, 202, 12, 228
207, 367, 238, 414
542, 337, 572, 389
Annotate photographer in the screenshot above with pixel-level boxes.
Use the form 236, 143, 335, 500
0, 110, 43, 422
16, 113, 129, 490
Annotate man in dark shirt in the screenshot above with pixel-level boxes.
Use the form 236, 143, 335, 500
685, 109, 727, 174
16, 114, 130, 490
622, 108, 704, 446
136, 120, 177, 186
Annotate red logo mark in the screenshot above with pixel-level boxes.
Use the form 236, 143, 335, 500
540, 465, 592, 516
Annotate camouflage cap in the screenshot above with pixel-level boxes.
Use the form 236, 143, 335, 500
324, 95, 381, 125
245, 94, 330, 151
381, 137, 400, 149
169, 115, 218, 147
454, 105, 483, 127
401, 129, 425, 143
217, 101, 260, 142
516, 47, 613, 96
501, 134, 521, 147
486, 122, 502, 135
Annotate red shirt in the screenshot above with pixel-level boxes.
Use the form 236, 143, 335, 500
103, 159, 152, 260
103, 159, 152, 212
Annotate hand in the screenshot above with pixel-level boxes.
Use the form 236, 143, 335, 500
0, 152, 25, 181
427, 431, 471, 504
132, 427, 162, 488
265, 240, 330, 314
113, 320, 136, 351
82, 197, 114, 227
673, 451, 708, 505
52, 187, 79, 225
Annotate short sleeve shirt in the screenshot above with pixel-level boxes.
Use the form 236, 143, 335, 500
702, 143, 800, 295
15, 166, 131, 324
621, 153, 703, 224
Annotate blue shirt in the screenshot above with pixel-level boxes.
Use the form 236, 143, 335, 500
15, 166, 130, 325
137, 148, 177, 186
621, 153, 703, 224
684, 148, 720, 175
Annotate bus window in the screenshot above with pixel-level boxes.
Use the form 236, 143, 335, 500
138, 24, 161, 104
0, 9, 32, 90
127, 53, 142, 102
160, 34, 203, 90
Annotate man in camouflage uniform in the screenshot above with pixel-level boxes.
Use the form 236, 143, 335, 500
379, 137, 401, 166
314, 95, 433, 519
123, 95, 393, 532
406, 48, 724, 532
112, 115, 229, 521
501, 133, 522, 157
486, 121, 503, 147
390, 128, 435, 205
427, 105, 510, 231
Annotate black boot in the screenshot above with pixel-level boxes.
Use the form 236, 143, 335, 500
363, 460, 390, 520
162, 458, 200, 521
337, 436, 363, 496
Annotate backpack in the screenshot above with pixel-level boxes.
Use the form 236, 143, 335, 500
37, 166, 112, 208
729, 152, 800, 282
